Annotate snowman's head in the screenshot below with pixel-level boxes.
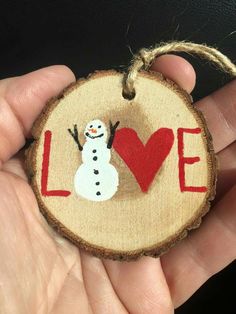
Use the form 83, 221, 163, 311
84, 119, 107, 141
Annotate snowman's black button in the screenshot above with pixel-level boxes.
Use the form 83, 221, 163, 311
96, 191, 101, 196
95, 182, 100, 185
93, 156, 98, 161
94, 169, 99, 174
92, 149, 97, 153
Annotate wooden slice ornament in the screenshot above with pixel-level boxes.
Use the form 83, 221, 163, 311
25, 41, 232, 261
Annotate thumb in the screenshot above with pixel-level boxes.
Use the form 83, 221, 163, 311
0, 65, 75, 166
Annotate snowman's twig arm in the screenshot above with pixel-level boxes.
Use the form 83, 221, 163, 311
68, 124, 83, 151
107, 120, 120, 149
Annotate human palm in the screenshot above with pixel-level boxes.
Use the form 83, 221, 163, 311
0, 56, 235, 314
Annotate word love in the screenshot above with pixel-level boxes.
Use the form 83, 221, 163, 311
41, 127, 207, 197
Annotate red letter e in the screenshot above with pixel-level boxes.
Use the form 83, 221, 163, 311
178, 128, 207, 193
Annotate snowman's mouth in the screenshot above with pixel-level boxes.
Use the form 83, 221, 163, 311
86, 132, 104, 139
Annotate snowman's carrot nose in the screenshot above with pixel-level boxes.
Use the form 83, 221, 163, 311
89, 128, 97, 134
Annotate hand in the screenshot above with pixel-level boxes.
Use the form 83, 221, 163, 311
0, 57, 235, 314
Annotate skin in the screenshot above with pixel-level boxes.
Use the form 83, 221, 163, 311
0, 56, 235, 314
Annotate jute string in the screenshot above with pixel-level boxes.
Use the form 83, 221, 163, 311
123, 41, 236, 98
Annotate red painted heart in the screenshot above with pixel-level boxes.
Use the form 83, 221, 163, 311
113, 128, 174, 192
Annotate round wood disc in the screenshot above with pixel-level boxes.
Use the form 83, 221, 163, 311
26, 70, 216, 260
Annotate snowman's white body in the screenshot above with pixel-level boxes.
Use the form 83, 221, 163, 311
74, 120, 119, 201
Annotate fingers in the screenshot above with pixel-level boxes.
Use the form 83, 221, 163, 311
161, 184, 236, 308
50, 259, 93, 314
218, 141, 236, 171
150, 54, 196, 93
2, 151, 28, 180
80, 252, 128, 314
195, 79, 236, 153
6, 65, 75, 136
0, 65, 75, 166
215, 141, 236, 200
151, 53, 236, 308
154, 56, 236, 154
103, 257, 173, 314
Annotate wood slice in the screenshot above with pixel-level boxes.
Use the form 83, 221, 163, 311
25, 70, 217, 260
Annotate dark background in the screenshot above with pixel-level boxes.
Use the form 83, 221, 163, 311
0, 1, 235, 313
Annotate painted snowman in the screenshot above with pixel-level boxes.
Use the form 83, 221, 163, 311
68, 119, 119, 201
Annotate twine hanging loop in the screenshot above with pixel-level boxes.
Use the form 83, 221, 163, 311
123, 41, 236, 99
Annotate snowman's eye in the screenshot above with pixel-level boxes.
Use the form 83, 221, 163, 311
90, 125, 93, 128
98, 125, 101, 128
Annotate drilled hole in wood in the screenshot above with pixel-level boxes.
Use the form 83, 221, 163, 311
122, 89, 136, 100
